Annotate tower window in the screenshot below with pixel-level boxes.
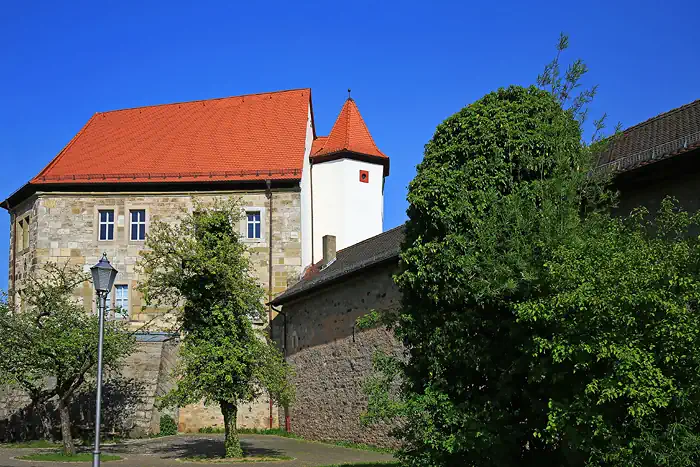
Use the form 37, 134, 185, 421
22, 219, 29, 249
359, 170, 369, 183
16, 216, 30, 251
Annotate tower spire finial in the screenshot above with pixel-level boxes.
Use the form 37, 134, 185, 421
347, 88, 352, 100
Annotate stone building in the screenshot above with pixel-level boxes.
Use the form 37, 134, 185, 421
0, 88, 390, 435
269, 97, 700, 448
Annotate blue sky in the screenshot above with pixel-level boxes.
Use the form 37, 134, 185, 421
1, 0, 698, 289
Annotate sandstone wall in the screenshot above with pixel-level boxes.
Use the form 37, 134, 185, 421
14, 189, 302, 321
178, 398, 278, 433
272, 263, 403, 447
6, 188, 303, 433
0, 339, 175, 440
117, 338, 180, 437
7, 196, 40, 303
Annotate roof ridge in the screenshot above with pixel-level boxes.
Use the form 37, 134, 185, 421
619, 98, 700, 135
344, 99, 352, 150
336, 223, 405, 254
98, 88, 312, 115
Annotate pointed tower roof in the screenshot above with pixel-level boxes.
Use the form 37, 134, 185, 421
312, 98, 389, 175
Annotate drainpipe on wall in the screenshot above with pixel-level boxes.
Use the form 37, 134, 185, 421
265, 179, 274, 430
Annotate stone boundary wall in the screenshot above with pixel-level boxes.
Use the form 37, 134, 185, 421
0, 340, 174, 440
272, 262, 403, 448
0, 338, 279, 440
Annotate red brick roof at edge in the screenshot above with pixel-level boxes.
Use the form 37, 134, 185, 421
32, 89, 313, 184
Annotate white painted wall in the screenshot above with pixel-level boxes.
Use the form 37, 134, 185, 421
311, 158, 384, 264
300, 106, 314, 268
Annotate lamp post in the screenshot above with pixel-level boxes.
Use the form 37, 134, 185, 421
90, 253, 118, 467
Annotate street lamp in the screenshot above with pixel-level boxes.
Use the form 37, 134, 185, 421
90, 253, 118, 467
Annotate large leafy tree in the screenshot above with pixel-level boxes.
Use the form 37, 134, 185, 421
392, 84, 596, 466
137, 199, 294, 458
363, 41, 700, 467
0, 263, 135, 455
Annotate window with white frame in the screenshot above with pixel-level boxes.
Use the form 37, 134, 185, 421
98, 210, 115, 241
130, 209, 146, 241
246, 211, 261, 239
114, 285, 129, 320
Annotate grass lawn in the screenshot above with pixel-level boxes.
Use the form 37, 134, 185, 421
318, 463, 399, 467
1, 440, 60, 449
181, 455, 294, 463
16, 452, 122, 462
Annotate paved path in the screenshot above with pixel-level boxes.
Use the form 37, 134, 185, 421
0, 434, 395, 466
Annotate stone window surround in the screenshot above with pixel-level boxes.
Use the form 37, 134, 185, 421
15, 213, 30, 253
246, 210, 262, 239
240, 206, 266, 244
95, 206, 117, 242
126, 205, 150, 243
92, 204, 150, 244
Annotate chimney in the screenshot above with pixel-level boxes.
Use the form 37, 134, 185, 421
322, 235, 336, 267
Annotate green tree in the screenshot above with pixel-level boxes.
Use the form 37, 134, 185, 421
537, 32, 620, 143
362, 40, 700, 467
391, 84, 595, 466
137, 199, 294, 458
514, 200, 700, 466
0, 263, 135, 455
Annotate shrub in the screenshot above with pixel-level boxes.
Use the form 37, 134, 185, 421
159, 414, 178, 436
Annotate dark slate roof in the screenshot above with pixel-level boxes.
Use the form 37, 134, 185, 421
596, 99, 700, 173
271, 224, 405, 305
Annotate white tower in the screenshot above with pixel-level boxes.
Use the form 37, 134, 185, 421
301, 96, 390, 266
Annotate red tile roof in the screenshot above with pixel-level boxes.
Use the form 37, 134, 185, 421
311, 136, 328, 155
313, 98, 387, 160
32, 88, 312, 184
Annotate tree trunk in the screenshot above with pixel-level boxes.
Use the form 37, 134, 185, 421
58, 398, 75, 456
220, 400, 242, 458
